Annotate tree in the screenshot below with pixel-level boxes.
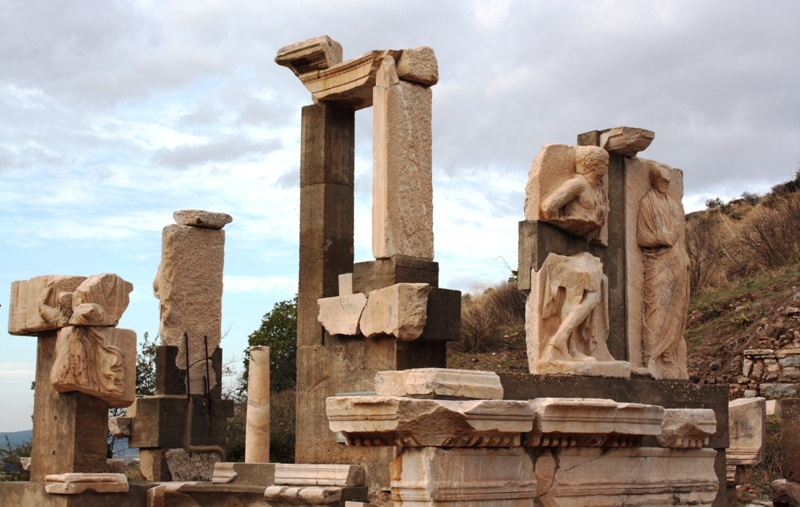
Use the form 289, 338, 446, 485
136, 332, 157, 396
239, 297, 297, 396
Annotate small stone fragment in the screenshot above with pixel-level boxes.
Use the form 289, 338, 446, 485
729, 397, 766, 466
396, 46, 439, 86
173, 209, 233, 229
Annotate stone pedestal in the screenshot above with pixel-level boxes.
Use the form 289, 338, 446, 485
30, 331, 109, 482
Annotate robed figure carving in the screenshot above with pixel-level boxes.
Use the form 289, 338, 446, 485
637, 162, 690, 379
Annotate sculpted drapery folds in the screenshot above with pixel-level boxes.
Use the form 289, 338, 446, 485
50, 326, 126, 398
637, 162, 690, 380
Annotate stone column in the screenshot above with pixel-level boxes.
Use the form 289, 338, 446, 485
246, 346, 270, 463
295, 100, 356, 465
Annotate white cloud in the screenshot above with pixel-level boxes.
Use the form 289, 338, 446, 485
223, 275, 297, 295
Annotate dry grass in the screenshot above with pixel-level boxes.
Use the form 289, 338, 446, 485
456, 281, 527, 353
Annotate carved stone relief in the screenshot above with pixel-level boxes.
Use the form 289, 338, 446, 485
526, 252, 630, 378
627, 158, 690, 379
524, 144, 610, 245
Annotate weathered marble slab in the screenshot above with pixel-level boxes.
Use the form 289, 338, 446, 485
44, 473, 128, 495
728, 397, 766, 465
8, 275, 86, 335
374, 368, 503, 400
327, 396, 533, 447
264, 485, 343, 505
391, 447, 536, 507
275, 35, 343, 77
599, 126, 654, 157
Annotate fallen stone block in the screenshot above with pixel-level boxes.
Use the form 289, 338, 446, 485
772, 479, 800, 507
598, 126, 655, 157
275, 35, 344, 77
44, 473, 128, 495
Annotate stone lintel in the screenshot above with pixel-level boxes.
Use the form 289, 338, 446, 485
353, 255, 438, 294
275, 35, 344, 77
274, 464, 365, 487
374, 368, 503, 400
297, 50, 402, 110
327, 396, 532, 447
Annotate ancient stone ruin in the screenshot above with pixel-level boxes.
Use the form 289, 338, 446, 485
0, 35, 758, 507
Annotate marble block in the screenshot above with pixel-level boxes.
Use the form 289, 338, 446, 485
155, 222, 225, 394
8, 275, 87, 335
526, 398, 663, 447
274, 464, 365, 486
656, 408, 716, 449
372, 55, 434, 260
339, 273, 354, 296
69, 273, 133, 326
396, 46, 438, 86
360, 283, 429, 340
728, 397, 766, 465
44, 473, 129, 495
537, 447, 718, 507
390, 447, 537, 506
374, 368, 503, 400
318, 293, 368, 336
598, 126, 654, 157
50, 326, 137, 407
275, 35, 344, 77
173, 209, 233, 229
327, 396, 533, 447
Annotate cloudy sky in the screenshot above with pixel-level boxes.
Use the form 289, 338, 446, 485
1, 0, 798, 431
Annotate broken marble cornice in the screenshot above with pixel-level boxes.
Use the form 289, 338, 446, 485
327, 396, 533, 447
44, 473, 129, 495
274, 464, 365, 487
275, 35, 343, 77
374, 368, 503, 400
525, 398, 663, 447
656, 408, 717, 449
